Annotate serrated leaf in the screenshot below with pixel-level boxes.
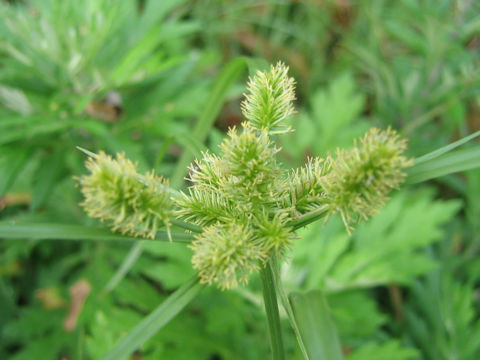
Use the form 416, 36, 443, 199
282, 73, 369, 161
405, 272, 480, 360
326, 191, 460, 290
328, 291, 387, 340
291, 190, 460, 292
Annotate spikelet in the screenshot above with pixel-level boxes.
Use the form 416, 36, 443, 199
220, 126, 280, 205
288, 157, 330, 213
221, 126, 278, 180
190, 223, 267, 290
78, 152, 173, 239
253, 212, 296, 254
175, 186, 240, 227
241, 62, 296, 135
187, 151, 227, 189
320, 127, 412, 230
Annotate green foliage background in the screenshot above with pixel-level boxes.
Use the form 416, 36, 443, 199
1, 0, 480, 359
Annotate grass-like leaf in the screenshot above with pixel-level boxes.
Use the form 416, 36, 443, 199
406, 145, 480, 185
0, 222, 193, 243
102, 277, 203, 360
289, 291, 344, 360
170, 57, 249, 186
413, 130, 480, 165
103, 242, 144, 293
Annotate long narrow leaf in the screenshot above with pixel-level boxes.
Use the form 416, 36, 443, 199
0, 222, 193, 243
0, 146, 30, 196
102, 277, 203, 360
170, 57, 249, 187
406, 145, 480, 185
0, 121, 70, 145
289, 291, 344, 360
104, 242, 144, 293
414, 130, 480, 165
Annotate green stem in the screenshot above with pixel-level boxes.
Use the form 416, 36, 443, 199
271, 255, 310, 360
171, 218, 203, 233
288, 205, 329, 230
260, 261, 285, 360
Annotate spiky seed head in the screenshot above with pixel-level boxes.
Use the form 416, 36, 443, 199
254, 212, 296, 254
221, 126, 278, 183
78, 62, 415, 292
174, 186, 240, 227
78, 152, 173, 239
288, 157, 331, 213
190, 223, 267, 290
320, 127, 413, 230
187, 152, 227, 189
241, 62, 296, 135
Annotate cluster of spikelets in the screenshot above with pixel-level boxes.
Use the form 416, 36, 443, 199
176, 124, 297, 289
78, 62, 412, 290
288, 127, 413, 231
78, 152, 173, 240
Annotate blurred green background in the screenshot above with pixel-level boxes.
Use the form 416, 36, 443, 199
1, 0, 480, 359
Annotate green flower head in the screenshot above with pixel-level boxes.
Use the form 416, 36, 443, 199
190, 223, 266, 290
320, 127, 413, 229
241, 61, 296, 135
79, 62, 413, 291
78, 152, 173, 239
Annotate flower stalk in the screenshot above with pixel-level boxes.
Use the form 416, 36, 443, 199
260, 261, 285, 360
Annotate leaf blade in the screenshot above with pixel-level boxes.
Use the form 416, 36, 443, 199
0, 222, 193, 243
414, 130, 480, 165
289, 291, 344, 360
102, 277, 203, 360
406, 146, 480, 185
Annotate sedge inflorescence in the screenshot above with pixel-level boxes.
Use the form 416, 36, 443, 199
78, 152, 173, 239
78, 62, 412, 291
176, 62, 412, 289
289, 127, 412, 231
176, 124, 296, 289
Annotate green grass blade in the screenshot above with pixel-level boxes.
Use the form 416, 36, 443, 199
31, 151, 65, 210
414, 130, 480, 165
103, 242, 144, 293
0, 146, 30, 196
134, 0, 189, 40
102, 277, 203, 360
170, 57, 249, 187
406, 145, 480, 185
0, 222, 193, 243
0, 120, 70, 145
289, 291, 344, 360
